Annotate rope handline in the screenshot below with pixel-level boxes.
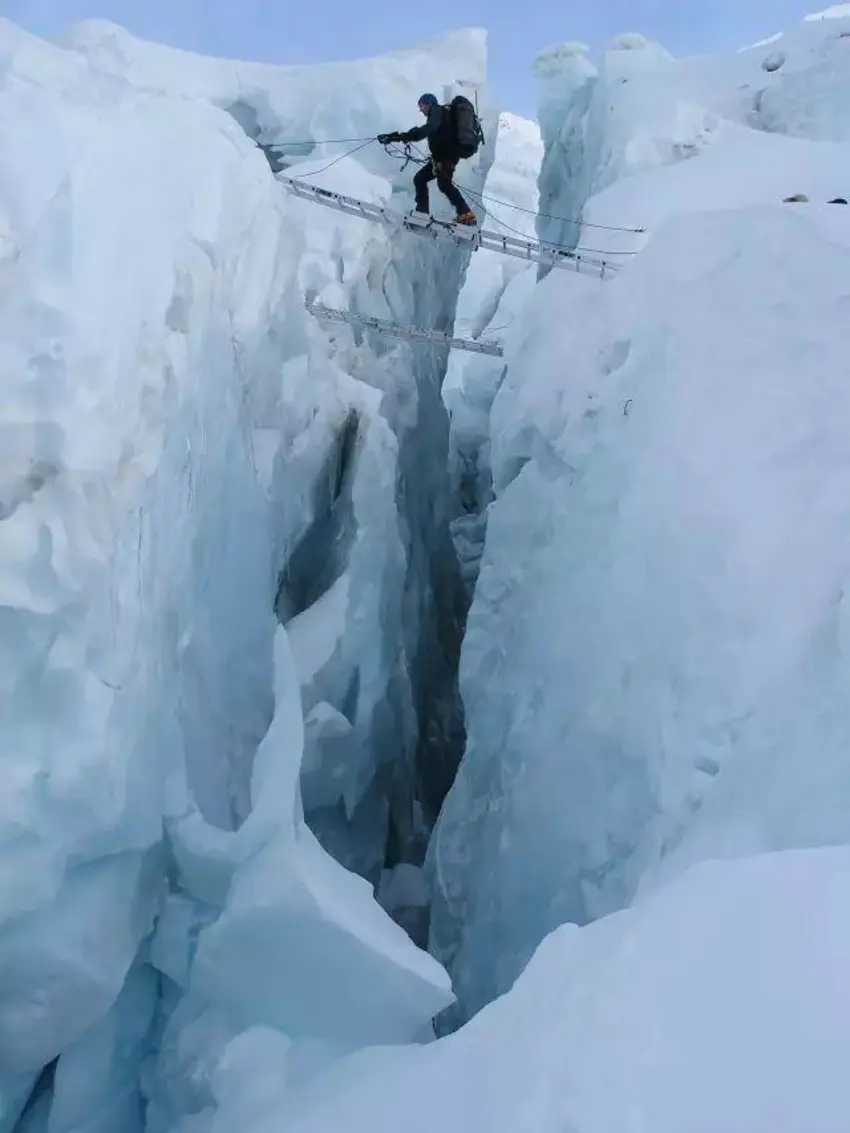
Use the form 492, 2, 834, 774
460, 184, 638, 257
283, 138, 375, 177
266, 136, 376, 147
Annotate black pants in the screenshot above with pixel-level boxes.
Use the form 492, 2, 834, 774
413, 158, 470, 215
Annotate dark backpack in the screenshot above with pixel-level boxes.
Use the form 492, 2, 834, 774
448, 95, 484, 158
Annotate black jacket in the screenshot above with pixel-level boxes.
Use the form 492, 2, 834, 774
400, 104, 457, 160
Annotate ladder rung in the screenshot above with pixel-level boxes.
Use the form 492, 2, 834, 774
308, 302, 504, 357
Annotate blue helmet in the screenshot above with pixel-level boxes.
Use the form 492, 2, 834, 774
418, 92, 438, 109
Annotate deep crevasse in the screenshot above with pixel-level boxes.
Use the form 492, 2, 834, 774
4, 6, 850, 1133
261, 11, 850, 1131
442, 113, 543, 600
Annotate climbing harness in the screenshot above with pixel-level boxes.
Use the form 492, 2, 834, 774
308, 302, 503, 356
394, 142, 417, 172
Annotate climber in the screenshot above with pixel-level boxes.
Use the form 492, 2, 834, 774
377, 93, 480, 226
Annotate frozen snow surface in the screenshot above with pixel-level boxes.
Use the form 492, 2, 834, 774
3, 2, 850, 1132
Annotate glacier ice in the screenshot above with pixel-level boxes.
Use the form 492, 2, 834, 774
46, 964, 158, 1133
4, 1, 850, 1129
429, 5, 850, 1020
535, 7, 850, 263
0, 12, 492, 1128
533, 42, 597, 254
187, 627, 452, 1046
0, 851, 159, 1074
0, 1074, 40, 1133
0, 26, 292, 1109
145, 627, 452, 1131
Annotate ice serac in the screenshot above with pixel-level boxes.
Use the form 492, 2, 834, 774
1, 13, 484, 1129
578, 8, 850, 252
429, 7, 850, 1021
534, 33, 683, 255
257, 849, 850, 1133
533, 42, 597, 252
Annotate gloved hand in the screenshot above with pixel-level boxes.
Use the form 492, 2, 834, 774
377, 132, 402, 145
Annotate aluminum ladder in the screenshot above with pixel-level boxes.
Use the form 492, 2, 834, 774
308, 302, 504, 357
284, 177, 618, 280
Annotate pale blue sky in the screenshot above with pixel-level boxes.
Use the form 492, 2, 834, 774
2, 0, 820, 115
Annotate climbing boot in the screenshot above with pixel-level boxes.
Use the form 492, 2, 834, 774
455, 210, 477, 226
